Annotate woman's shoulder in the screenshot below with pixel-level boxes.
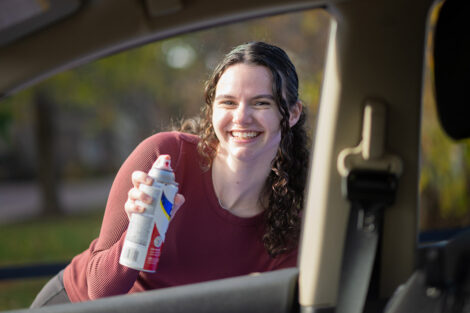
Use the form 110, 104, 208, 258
135, 131, 199, 156
142, 131, 199, 147
137, 131, 200, 167
122, 131, 201, 182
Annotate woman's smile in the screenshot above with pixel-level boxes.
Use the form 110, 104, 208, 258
229, 130, 262, 140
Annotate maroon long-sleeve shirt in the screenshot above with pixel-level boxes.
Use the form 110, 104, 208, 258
63, 131, 298, 302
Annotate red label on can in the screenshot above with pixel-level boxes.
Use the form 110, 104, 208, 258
143, 223, 163, 272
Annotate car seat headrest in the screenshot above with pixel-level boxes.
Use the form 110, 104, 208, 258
433, 0, 470, 140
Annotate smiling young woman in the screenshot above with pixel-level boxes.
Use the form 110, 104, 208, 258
199, 42, 308, 255
31, 41, 310, 307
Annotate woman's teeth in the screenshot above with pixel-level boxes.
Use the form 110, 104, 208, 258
231, 131, 259, 139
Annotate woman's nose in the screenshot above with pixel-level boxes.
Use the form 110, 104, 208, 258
233, 103, 252, 124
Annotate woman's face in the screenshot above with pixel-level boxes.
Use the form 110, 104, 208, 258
212, 63, 283, 164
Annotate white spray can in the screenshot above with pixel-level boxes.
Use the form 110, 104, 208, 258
119, 154, 178, 272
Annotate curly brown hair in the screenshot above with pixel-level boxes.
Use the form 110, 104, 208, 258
187, 42, 309, 257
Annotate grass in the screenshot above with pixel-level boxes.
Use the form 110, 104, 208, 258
0, 278, 50, 310
0, 210, 103, 311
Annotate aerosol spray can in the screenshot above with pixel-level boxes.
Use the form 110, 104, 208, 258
119, 154, 178, 272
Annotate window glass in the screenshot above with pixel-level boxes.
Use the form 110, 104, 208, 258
419, 2, 470, 242
0, 8, 331, 310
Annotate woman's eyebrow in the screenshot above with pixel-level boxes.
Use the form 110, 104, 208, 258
214, 94, 275, 100
252, 94, 275, 100
214, 94, 236, 100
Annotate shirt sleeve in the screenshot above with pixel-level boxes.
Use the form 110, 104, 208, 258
85, 132, 181, 299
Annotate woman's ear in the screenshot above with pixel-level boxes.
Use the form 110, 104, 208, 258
289, 101, 303, 127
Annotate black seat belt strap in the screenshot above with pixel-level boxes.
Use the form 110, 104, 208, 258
337, 169, 398, 313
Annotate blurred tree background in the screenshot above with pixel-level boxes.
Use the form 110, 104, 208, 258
0, 9, 330, 218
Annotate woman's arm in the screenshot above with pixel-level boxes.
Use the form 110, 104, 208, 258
85, 133, 180, 299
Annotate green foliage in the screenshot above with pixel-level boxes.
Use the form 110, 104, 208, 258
421, 119, 470, 226
0, 278, 49, 310
0, 211, 103, 310
0, 101, 13, 142
420, 55, 470, 229
0, 211, 102, 266
0, 90, 33, 145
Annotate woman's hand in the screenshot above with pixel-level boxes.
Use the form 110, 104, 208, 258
124, 170, 185, 220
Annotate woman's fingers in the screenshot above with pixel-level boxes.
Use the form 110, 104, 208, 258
124, 198, 144, 219
170, 194, 185, 220
125, 171, 155, 220
126, 170, 185, 221
124, 190, 150, 220
128, 187, 153, 204
131, 171, 153, 188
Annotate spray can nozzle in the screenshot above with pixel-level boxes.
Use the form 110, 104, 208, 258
154, 155, 172, 171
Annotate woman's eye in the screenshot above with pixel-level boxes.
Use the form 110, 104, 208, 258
254, 101, 270, 106
215, 99, 235, 106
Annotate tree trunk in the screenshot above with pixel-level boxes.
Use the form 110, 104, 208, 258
34, 89, 62, 216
